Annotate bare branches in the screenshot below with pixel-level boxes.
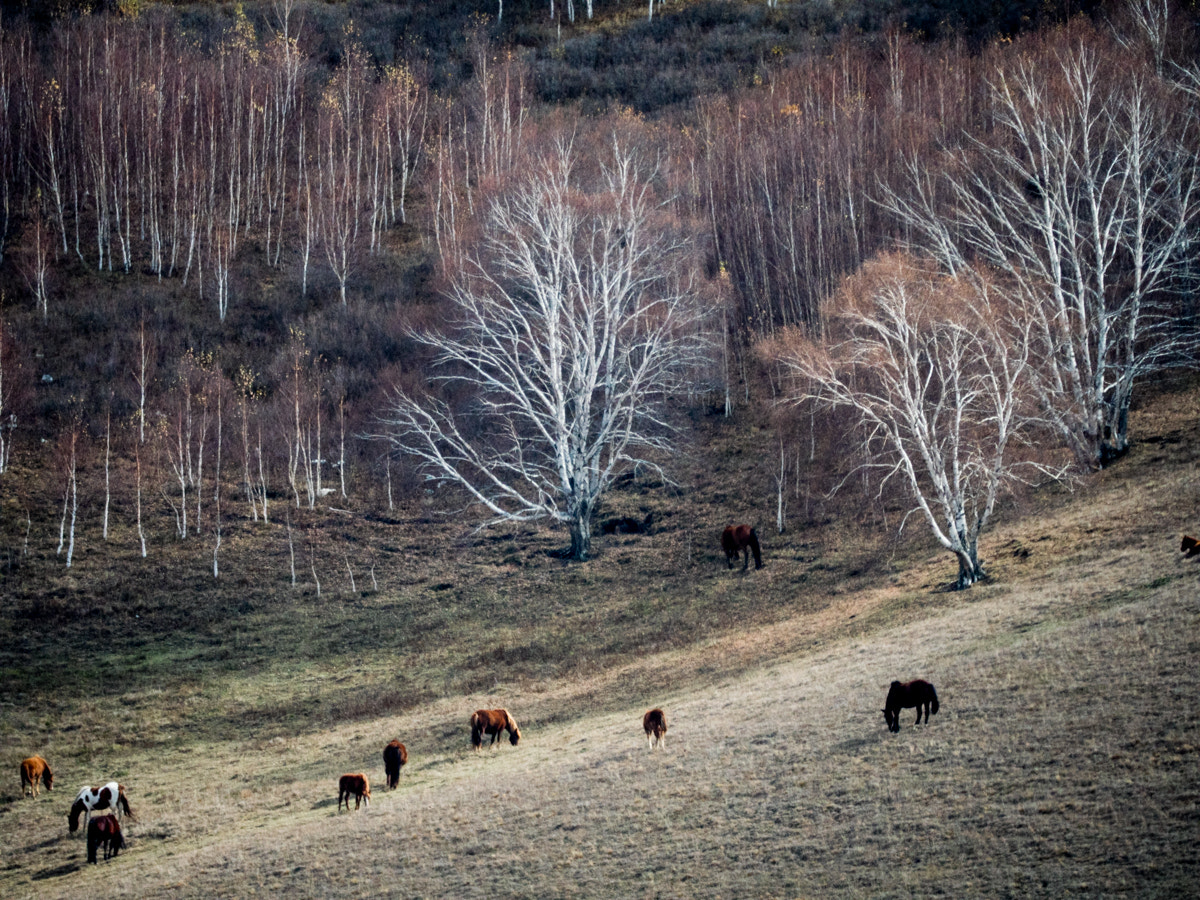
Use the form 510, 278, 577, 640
769, 254, 1058, 588
384, 138, 709, 560
880, 38, 1200, 469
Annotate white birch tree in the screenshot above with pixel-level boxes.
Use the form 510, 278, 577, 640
770, 254, 1055, 589
881, 40, 1200, 469
383, 138, 707, 560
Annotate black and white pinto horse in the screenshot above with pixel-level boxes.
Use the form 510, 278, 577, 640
68, 782, 134, 835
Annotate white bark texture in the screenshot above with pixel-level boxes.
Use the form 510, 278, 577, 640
385, 139, 706, 560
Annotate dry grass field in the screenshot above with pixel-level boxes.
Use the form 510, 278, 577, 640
1, 379, 1198, 899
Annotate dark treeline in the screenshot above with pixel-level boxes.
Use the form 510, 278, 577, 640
0, 0, 1195, 571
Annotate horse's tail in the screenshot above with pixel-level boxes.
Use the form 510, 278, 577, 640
118, 790, 134, 821
749, 529, 762, 568
929, 685, 940, 716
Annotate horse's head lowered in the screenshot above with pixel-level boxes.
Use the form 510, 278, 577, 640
506, 712, 521, 745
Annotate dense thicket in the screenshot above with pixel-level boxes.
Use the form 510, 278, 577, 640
0, 0, 1194, 574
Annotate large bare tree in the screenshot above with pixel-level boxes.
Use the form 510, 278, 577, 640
383, 138, 707, 560
770, 254, 1053, 589
881, 36, 1200, 469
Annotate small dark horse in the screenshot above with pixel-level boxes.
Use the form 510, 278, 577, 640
86, 815, 125, 864
337, 773, 371, 811
1181, 535, 1200, 558
383, 740, 408, 789
721, 524, 762, 570
883, 679, 939, 732
643, 708, 667, 750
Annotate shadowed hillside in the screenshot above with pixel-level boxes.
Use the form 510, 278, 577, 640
1, 373, 1198, 898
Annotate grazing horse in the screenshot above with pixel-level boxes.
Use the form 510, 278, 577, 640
470, 709, 521, 751
721, 524, 762, 570
1181, 535, 1200, 558
20, 756, 53, 798
643, 708, 668, 750
883, 679, 940, 732
383, 740, 408, 789
68, 782, 133, 835
86, 815, 125, 864
337, 773, 371, 811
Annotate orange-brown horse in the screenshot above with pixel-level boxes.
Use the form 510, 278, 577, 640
643, 709, 667, 750
337, 773, 371, 811
20, 756, 53, 798
470, 709, 521, 751
383, 740, 408, 789
721, 524, 762, 570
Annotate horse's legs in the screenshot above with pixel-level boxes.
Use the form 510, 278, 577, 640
742, 548, 750, 571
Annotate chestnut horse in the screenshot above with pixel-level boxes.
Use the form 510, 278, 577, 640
383, 740, 408, 789
470, 709, 521, 751
69, 783, 133, 835
20, 756, 53, 798
721, 524, 762, 570
883, 679, 940, 732
643, 708, 667, 750
86, 815, 125, 864
337, 773, 371, 811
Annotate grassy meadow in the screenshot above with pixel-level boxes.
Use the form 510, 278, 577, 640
1, 377, 1197, 898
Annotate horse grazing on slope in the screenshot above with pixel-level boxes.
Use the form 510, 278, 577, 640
86, 815, 125, 864
883, 679, 940, 732
69, 782, 133, 834
1181, 535, 1200, 558
383, 740, 408, 789
643, 708, 667, 750
337, 773, 371, 811
20, 756, 53, 797
721, 524, 762, 570
470, 709, 521, 751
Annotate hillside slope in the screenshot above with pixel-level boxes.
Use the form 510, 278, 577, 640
2, 378, 1197, 898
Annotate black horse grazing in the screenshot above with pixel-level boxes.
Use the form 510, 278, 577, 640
721, 524, 762, 570
883, 679, 939, 732
383, 740, 408, 789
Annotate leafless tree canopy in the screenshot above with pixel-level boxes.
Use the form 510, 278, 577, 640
383, 137, 709, 560
769, 254, 1058, 589
881, 33, 1200, 470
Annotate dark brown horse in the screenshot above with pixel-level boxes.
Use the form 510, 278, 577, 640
883, 679, 939, 732
470, 709, 521, 751
337, 773, 371, 811
1181, 535, 1200, 558
643, 708, 667, 750
383, 740, 408, 789
721, 524, 762, 570
86, 815, 125, 864
20, 756, 53, 798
